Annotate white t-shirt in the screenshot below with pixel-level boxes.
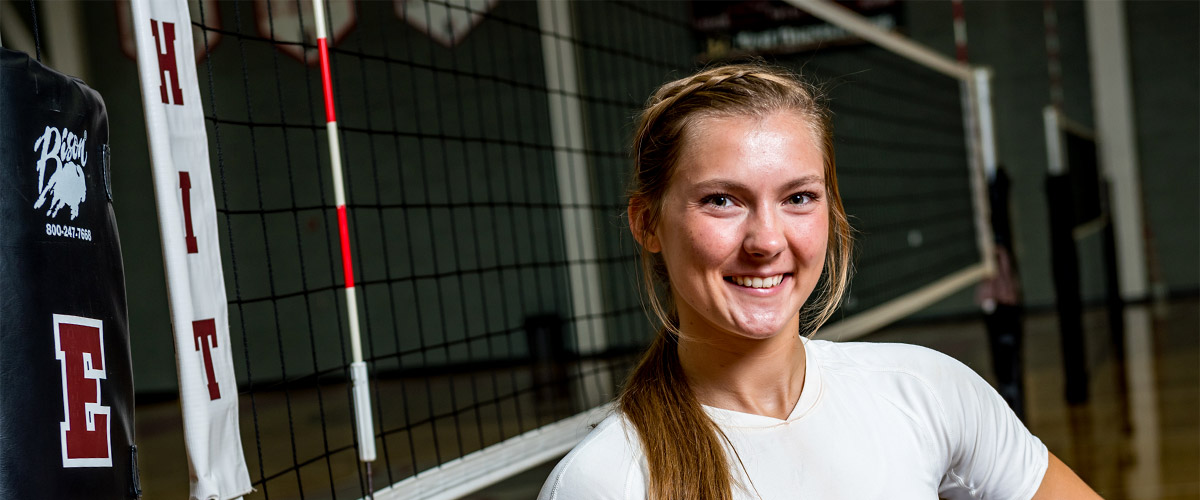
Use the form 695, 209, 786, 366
538, 340, 1048, 500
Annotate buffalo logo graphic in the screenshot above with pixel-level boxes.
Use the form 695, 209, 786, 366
33, 126, 88, 220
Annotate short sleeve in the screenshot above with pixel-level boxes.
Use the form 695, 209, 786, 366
927, 350, 1048, 500
537, 414, 647, 500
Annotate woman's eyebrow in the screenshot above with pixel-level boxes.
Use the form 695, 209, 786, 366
781, 175, 825, 191
688, 175, 824, 193
689, 179, 747, 192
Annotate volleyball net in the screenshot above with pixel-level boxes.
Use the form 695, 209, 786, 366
183, 1, 691, 498
149, 0, 995, 498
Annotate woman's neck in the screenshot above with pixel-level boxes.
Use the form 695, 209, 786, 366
676, 326, 807, 420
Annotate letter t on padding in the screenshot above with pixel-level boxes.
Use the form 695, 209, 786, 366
192, 319, 220, 400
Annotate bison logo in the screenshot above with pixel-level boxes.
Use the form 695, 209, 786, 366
33, 126, 88, 220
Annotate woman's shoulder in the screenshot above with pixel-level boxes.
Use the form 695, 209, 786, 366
808, 342, 1047, 496
809, 338, 972, 378
807, 339, 990, 413
537, 412, 647, 500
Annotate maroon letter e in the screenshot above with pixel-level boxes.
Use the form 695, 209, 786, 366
193, 319, 221, 400
54, 315, 111, 467
150, 19, 184, 105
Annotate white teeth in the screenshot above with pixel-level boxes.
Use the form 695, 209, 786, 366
731, 275, 784, 288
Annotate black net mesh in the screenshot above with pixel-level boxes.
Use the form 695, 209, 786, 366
789, 47, 978, 313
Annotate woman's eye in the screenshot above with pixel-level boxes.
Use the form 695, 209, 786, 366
703, 195, 730, 207
788, 193, 813, 205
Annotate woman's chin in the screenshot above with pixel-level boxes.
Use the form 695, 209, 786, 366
731, 315, 799, 340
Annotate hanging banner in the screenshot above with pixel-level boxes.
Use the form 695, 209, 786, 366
129, 0, 253, 499
395, 0, 498, 47
255, 0, 356, 65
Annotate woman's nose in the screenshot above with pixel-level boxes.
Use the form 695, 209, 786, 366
743, 210, 786, 258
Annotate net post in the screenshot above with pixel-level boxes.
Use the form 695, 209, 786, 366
536, 0, 609, 363
968, 67, 998, 277
1084, 0, 1150, 301
1042, 105, 1091, 404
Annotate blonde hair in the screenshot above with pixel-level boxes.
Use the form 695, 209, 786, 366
620, 63, 853, 500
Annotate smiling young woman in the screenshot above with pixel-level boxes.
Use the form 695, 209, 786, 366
537, 64, 1100, 500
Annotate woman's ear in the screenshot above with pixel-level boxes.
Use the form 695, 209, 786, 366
628, 200, 661, 253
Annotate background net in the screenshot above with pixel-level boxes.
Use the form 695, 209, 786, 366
794, 48, 978, 315
186, 1, 982, 498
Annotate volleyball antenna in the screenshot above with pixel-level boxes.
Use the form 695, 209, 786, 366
311, 0, 378, 490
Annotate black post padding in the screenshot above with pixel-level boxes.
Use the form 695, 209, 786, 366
525, 314, 570, 406
1046, 174, 1089, 404
982, 168, 1026, 420
984, 304, 1025, 420
0, 48, 137, 499
989, 167, 1016, 249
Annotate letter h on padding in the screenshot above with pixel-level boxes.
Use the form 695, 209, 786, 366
150, 19, 184, 106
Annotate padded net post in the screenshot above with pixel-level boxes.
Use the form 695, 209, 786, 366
0, 48, 138, 500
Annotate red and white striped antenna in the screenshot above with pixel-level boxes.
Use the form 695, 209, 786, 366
310, 0, 377, 470
951, 0, 969, 64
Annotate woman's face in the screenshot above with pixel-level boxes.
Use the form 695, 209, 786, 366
647, 111, 828, 343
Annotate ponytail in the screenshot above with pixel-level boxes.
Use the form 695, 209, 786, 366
619, 332, 737, 500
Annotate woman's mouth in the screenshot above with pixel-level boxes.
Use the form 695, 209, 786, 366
724, 274, 788, 289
